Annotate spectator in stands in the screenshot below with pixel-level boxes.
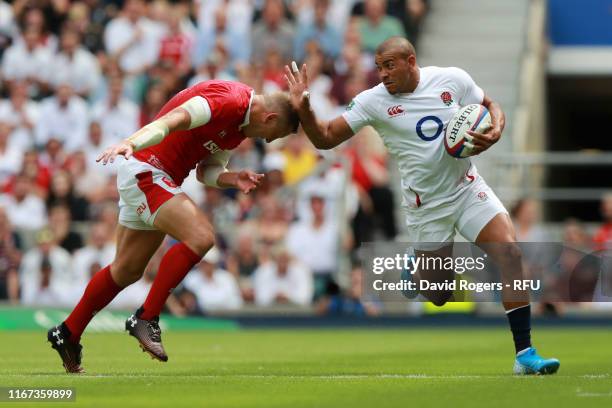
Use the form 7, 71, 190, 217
281, 132, 318, 185
91, 75, 139, 144
316, 264, 381, 316
158, 7, 193, 77
253, 246, 313, 306
47, 204, 83, 254
295, 163, 349, 224
510, 198, 548, 242
346, 131, 397, 245
301, 49, 336, 120
65, 2, 107, 54
0, 122, 23, 184
286, 195, 338, 298
12, 150, 51, 197
1, 25, 51, 95
195, 0, 254, 38
0, 1, 16, 57
227, 232, 261, 302
0, 174, 47, 232
252, 0, 295, 62
293, 0, 355, 32
35, 83, 88, 152
19, 228, 73, 307
357, 0, 406, 54
229, 138, 261, 173
331, 43, 368, 106
72, 222, 115, 288
563, 218, 591, 250
245, 194, 289, 246
42, 138, 67, 175
53, 25, 101, 98
139, 83, 168, 127
46, 170, 89, 222
192, 4, 250, 70
0, 206, 20, 303
593, 192, 612, 251
0, 81, 39, 152
294, 0, 342, 63
103, 0, 163, 76
83, 121, 116, 176
65, 151, 109, 203
184, 247, 243, 312
560, 219, 599, 303
188, 49, 237, 87
202, 185, 240, 244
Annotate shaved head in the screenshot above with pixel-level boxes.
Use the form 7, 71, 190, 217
374, 37, 419, 94
375, 36, 416, 59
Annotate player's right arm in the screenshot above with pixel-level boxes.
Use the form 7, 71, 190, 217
96, 96, 213, 164
284, 63, 355, 150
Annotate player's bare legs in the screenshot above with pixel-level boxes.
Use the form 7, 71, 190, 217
125, 193, 214, 361
111, 226, 167, 287
411, 245, 455, 306
476, 213, 559, 374
48, 225, 165, 373
476, 213, 529, 310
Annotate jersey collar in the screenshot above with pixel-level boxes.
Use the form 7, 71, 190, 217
239, 90, 255, 130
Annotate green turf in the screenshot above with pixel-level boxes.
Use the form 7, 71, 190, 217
0, 328, 611, 407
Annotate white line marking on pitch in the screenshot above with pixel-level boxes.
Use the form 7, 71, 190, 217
2, 373, 610, 380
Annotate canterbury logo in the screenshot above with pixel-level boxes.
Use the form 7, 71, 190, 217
387, 105, 404, 116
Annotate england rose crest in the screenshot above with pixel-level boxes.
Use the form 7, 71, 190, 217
441, 91, 453, 106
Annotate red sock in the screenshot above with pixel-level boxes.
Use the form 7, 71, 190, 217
139, 242, 202, 320
64, 265, 122, 343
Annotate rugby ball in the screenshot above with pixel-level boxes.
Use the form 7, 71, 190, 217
444, 104, 491, 158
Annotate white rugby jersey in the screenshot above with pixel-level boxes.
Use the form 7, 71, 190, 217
342, 66, 485, 210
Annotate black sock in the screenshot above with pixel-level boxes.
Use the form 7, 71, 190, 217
506, 304, 532, 354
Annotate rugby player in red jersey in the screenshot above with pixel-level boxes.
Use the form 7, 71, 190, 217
47, 80, 299, 373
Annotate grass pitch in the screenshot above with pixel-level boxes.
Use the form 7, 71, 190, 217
0, 327, 611, 407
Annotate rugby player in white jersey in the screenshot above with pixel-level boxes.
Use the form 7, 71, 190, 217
285, 37, 559, 375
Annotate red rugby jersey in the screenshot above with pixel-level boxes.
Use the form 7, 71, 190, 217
133, 80, 253, 185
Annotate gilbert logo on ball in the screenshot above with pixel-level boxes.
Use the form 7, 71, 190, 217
444, 104, 491, 158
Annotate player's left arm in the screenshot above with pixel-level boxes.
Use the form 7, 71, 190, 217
97, 96, 212, 164
466, 94, 506, 155
196, 150, 264, 194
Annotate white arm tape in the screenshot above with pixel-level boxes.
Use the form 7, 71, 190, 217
200, 164, 228, 187
197, 150, 231, 187
127, 120, 169, 151
180, 96, 212, 129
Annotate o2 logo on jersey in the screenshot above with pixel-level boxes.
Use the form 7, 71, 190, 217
204, 140, 221, 154
416, 116, 444, 141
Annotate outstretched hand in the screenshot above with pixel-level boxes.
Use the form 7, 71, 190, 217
284, 61, 310, 111
96, 140, 134, 165
235, 170, 264, 194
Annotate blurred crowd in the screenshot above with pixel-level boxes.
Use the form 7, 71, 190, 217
510, 195, 612, 313
0, 0, 432, 314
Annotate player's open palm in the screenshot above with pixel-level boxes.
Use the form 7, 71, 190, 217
284, 61, 310, 110
96, 140, 134, 165
236, 170, 264, 194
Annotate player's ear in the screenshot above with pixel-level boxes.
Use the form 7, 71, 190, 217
264, 112, 279, 124
408, 54, 417, 67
